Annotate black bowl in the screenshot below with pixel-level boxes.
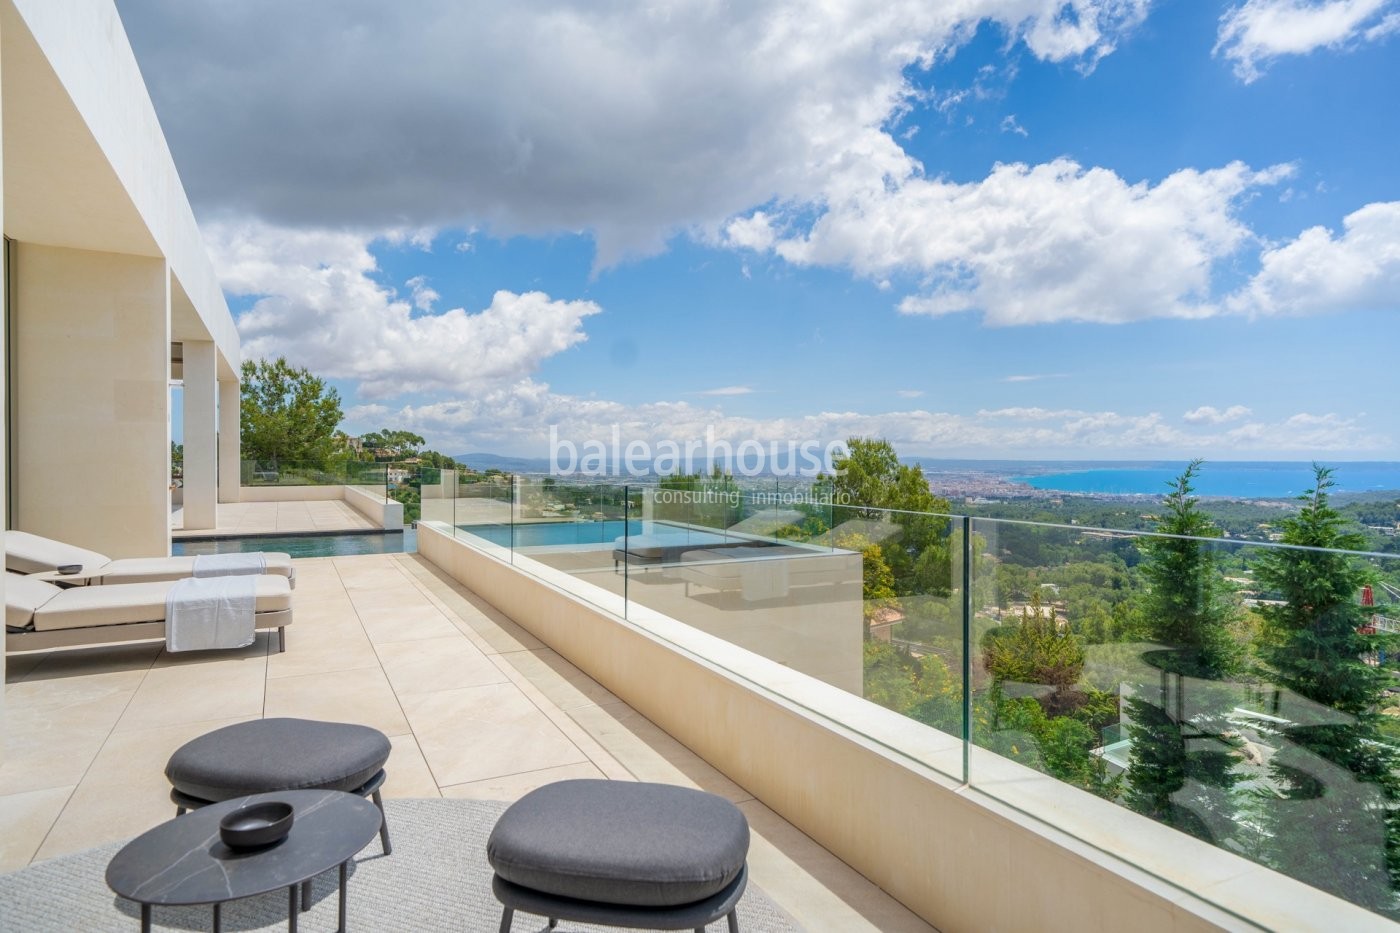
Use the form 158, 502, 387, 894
219, 801, 294, 849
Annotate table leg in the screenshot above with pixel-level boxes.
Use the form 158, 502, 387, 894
301, 878, 312, 911
288, 884, 298, 933
140, 903, 151, 933
338, 861, 348, 933
212, 901, 222, 933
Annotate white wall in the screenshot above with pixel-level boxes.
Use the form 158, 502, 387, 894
218, 378, 240, 503
181, 339, 216, 529
417, 525, 1389, 933
10, 243, 170, 558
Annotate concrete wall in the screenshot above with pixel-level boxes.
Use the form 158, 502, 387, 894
181, 339, 216, 529
1, 14, 7, 740
417, 524, 1389, 933
238, 485, 348, 503
344, 485, 403, 530
4, 0, 236, 362
10, 243, 170, 558
217, 378, 239, 503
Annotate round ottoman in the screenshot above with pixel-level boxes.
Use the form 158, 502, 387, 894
165, 718, 393, 856
487, 779, 749, 932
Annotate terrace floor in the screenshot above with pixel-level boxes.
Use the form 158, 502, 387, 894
171, 499, 380, 537
0, 552, 934, 932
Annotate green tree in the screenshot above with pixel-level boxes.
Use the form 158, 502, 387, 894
1126, 461, 1244, 844
1137, 460, 1242, 678
361, 429, 426, 458
982, 592, 1085, 699
823, 438, 953, 596
240, 358, 344, 464
1253, 466, 1400, 913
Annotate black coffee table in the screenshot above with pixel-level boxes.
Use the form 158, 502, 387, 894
106, 789, 382, 932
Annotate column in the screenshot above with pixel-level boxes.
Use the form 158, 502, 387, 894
218, 377, 241, 503
181, 340, 217, 529
10, 243, 171, 558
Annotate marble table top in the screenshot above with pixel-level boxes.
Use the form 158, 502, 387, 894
106, 790, 381, 907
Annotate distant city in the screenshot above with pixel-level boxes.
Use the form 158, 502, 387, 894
456, 453, 1400, 504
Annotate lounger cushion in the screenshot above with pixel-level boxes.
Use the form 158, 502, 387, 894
5, 531, 109, 575
166, 718, 391, 802
31, 576, 292, 632
487, 779, 750, 908
96, 554, 296, 587
5, 573, 62, 628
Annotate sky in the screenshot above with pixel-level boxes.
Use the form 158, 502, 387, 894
125, 0, 1400, 463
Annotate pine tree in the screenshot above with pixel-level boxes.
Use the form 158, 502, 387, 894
1137, 459, 1242, 678
1126, 461, 1243, 842
1254, 466, 1400, 914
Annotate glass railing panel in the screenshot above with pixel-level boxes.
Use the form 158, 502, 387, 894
449, 472, 515, 559
620, 490, 965, 780
967, 516, 1400, 919
418, 467, 456, 527
491, 476, 633, 612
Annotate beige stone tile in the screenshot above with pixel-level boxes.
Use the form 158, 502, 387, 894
20, 642, 161, 681
400, 683, 587, 786
358, 606, 462, 645
440, 762, 609, 802
266, 626, 380, 680
0, 786, 73, 871
36, 717, 251, 860
565, 703, 754, 803
1, 669, 146, 793
116, 650, 267, 732
375, 636, 508, 696
381, 734, 440, 799
494, 648, 622, 711
737, 798, 935, 933
262, 667, 410, 737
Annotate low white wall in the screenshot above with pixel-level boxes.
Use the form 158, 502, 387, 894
239, 483, 402, 530
416, 523, 1386, 933
344, 485, 403, 530
238, 485, 346, 502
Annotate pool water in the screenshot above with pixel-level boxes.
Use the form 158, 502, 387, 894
174, 529, 416, 558
459, 519, 737, 549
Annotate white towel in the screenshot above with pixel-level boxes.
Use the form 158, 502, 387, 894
165, 576, 257, 652
193, 552, 268, 578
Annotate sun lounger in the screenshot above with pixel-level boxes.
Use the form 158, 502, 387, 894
5, 530, 296, 588
4, 572, 293, 654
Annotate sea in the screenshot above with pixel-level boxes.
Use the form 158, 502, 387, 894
1008, 462, 1400, 499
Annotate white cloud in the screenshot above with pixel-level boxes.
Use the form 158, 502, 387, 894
405, 276, 440, 312
722, 212, 778, 252
751, 159, 1292, 325
356, 389, 1384, 460
1183, 405, 1253, 424
1215, 0, 1398, 83
1000, 114, 1029, 136
1004, 373, 1068, 382
208, 220, 601, 400
696, 386, 756, 397
121, 0, 1152, 265
1227, 201, 1400, 317
897, 389, 926, 398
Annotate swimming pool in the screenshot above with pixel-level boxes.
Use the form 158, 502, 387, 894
174, 529, 416, 558
458, 520, 738, 549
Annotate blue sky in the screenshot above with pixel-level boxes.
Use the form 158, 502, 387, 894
131, 0, 1399, 461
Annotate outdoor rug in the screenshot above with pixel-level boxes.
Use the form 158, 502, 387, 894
0, 797, 804, 932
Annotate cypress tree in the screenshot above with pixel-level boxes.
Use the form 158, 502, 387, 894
1254, 466, 1399, 914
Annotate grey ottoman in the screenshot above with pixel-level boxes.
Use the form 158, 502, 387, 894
487, 779, 749, 932
164, 718, 393, 856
